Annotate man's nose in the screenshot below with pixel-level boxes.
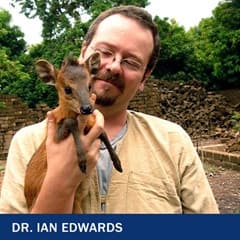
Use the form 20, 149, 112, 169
105, 57, 122, 74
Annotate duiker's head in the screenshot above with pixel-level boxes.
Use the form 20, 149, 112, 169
35, 52, 100, 115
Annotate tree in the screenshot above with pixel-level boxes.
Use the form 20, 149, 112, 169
0, 9, 26, 58
6, 0, 240, 107
152, 16, 196, 81
0, 9, 33, 104
7, 0, 150, 107
188, 0, 240, 89
0, 8, 57, 107
12, 0, 149, 40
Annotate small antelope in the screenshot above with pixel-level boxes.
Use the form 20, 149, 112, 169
24, 52, 122, 212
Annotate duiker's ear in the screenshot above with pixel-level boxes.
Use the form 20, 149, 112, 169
85, 52, 100, 75
35, 59, 57, 85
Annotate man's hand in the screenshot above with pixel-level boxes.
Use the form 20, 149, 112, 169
31, 109, 103, 213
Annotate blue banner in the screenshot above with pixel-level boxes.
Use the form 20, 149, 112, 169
0, 214, 239, 240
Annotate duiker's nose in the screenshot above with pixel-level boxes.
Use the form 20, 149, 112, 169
80, 104, 93, 115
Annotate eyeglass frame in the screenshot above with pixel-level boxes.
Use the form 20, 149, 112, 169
90, 46, 146, 72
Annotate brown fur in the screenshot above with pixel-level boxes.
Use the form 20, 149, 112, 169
24, 53, 122, 213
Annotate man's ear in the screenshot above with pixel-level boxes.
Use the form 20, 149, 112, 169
35, 60, 57, 85
138, 69, 152, 92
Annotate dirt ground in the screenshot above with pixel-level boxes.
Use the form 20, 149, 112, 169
208, 89, 240, 213
204, 163, 240, 213
0, 160, 239, 213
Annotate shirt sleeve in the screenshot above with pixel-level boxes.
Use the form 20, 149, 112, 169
178, 129, 219, 213
0, 122, 45, 213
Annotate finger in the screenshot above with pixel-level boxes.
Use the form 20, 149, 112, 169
85, 109, 104, 144
46, 111, 56, 144
85, 139, 101, 173
90, 93, 96, 105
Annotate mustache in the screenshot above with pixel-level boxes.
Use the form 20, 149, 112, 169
93, 71, 125, 92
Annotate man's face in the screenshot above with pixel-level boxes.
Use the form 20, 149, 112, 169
81, 14, 154, 110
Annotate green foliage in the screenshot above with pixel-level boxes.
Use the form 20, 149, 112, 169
0, 165, 5, 171
0, 48, 33, 106
152, 16, 196, 81
214, 0, 240, 30
12, 0, 90, 40
0, 9, 26, 58
0, 9, 57, 107
12, 0, 149, 41
1, 0, 240, 107
188, 0, 240, 89
7, 0, 150, 107
22, 20, 90, 107
29, 20, 89, 66
0, 101, 6, 108
0, 9, 36, 105
231, 111, 240, 131
0, 51, 24, 92
87, 0, 149, 19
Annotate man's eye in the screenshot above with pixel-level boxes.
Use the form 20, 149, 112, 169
64, 86, 72, 94
123, 59, 142, 70
100, 49, 113, 57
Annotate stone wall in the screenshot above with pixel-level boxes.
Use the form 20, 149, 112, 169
129, 78, 161, 116
0, 95, 50, 161
0, 79, 161, 161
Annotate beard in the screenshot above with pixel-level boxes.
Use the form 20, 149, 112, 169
95, 94, 116, 106
92, 71, 125, 107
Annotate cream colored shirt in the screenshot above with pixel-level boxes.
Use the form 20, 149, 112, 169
0, 111, 219, 213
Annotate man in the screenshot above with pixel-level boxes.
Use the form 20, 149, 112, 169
0, 5, 219, 213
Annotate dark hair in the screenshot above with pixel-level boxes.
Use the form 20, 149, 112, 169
84, 5, 160, 72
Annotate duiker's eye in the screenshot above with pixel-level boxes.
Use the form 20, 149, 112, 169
64, 86, 72, 94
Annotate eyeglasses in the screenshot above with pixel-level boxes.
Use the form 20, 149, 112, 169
90, 46, 145, 72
